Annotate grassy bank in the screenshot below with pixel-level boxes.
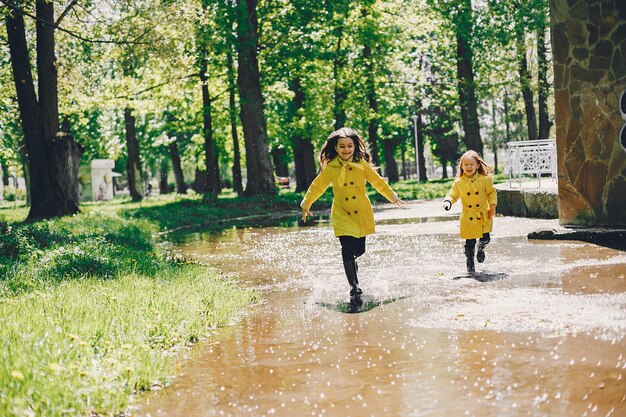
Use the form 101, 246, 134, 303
0, 208, 257, 416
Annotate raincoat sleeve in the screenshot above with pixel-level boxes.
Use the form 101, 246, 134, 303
486, 176, 497, 206
444, 181, 460, 205
300, 167, 332, 210
364, 164, 398, 202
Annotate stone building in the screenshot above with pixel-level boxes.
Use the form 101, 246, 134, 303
550, 0, 626, 225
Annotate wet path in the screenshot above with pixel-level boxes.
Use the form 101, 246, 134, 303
133, 201, 626, 417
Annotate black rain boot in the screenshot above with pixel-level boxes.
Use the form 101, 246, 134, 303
343, 259, 362, 297
464, 240, 476, 274
476, 234, 490, 263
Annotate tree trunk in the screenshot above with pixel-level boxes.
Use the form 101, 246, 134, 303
236, 0, 275, 195
441, 158, 449, 179
383, 140, 399, 182
400, 141, 407, 180
288, 77, 316, 192
454, 0, 483, 155
194, 165, 208, 193
537, 23, 551, 139
333, 26, 348, 129
124, 107, 143, 201
362, 7, 380, 166
227, 51, 243, 194
6, 0, 82, 220
491, 101, 499, 174
271, 148, 289, 177
414, 103, 428, 182
1, 153, 9, 186
199, 49, 219, 196
169, 140, 187, 194
517, 34, 538, 141
504, 89, 512, 143
19, 146, 30, 204
159, 157, 169, 195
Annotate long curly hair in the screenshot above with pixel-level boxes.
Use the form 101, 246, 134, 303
319, 127, 371, 168
456, 150, 492, 178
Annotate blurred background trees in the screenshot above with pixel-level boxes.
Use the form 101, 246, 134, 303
0, 0, 552, 217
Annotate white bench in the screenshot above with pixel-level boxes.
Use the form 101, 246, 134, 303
506, 139, 557, 187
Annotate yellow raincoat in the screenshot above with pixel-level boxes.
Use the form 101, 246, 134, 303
445, 173, 497, 239
301, 157, 397, 238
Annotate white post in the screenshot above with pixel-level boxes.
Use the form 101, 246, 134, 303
411, 114, 420, 182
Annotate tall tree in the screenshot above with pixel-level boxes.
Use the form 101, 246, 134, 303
536, 7, 551, 139
197, 0, 220, 197
227, 50, 243, 194
360, 5, 380, 165
289, 78, 317, 191
235, 0, 275, 195
516, 29, 537, 141
451, 0, 483, 154
332, 26, 348, 129
412, 104, 428, 182
123, 107, 143, 201
169, 140, 187, 194
5, 0, 82, 220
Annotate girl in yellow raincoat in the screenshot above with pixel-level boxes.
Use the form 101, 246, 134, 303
301, 127, 405, 297
443, 150, 497, 275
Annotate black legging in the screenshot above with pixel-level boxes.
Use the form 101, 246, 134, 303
339, 236, 366, 263
465, 232, 491, 252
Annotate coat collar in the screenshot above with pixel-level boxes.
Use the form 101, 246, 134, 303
328, 156, 363, 167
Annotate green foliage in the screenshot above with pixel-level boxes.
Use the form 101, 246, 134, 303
1, 0, 553, 207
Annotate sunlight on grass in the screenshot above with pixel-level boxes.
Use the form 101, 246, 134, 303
0, 270, 255, 417
0, 204, 257, 416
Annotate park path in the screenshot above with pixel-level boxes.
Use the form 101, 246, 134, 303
132, 201, 626, 417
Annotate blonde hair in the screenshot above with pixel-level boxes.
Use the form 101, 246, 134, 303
456, 150, 491, 178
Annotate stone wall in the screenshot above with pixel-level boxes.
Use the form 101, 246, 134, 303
550, 0, 626, 226
496, 188, 559, 219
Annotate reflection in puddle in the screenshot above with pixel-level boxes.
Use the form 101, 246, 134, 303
315, 295, 412, 314
452, 271, 509, 282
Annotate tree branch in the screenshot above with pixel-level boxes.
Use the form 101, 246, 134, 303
55, 0, 77, 26
114, 73, 201, 100
0, 0, 151, 45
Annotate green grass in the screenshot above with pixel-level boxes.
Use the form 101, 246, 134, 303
0, 204, 256, 417
1, 270, 253, 417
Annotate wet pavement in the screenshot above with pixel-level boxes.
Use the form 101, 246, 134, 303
132, 200, 626, 417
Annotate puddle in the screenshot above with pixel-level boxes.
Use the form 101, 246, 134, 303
315, 295, 412, 314
135, 204, 626, 417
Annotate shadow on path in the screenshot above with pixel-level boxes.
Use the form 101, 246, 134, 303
452, 271, 509, 282
316, 295, 412, 314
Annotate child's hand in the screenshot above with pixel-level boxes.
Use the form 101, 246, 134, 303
301, 208, 313, 222
443, 200, 451, 211
488, 205, 496, 219
394, 198, 406, 207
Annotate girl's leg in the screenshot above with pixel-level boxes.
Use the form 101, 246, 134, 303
353, 237, 366, 274
477, 232, 491, 263
464, 239, 476, 274
339, 236, 365, 296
